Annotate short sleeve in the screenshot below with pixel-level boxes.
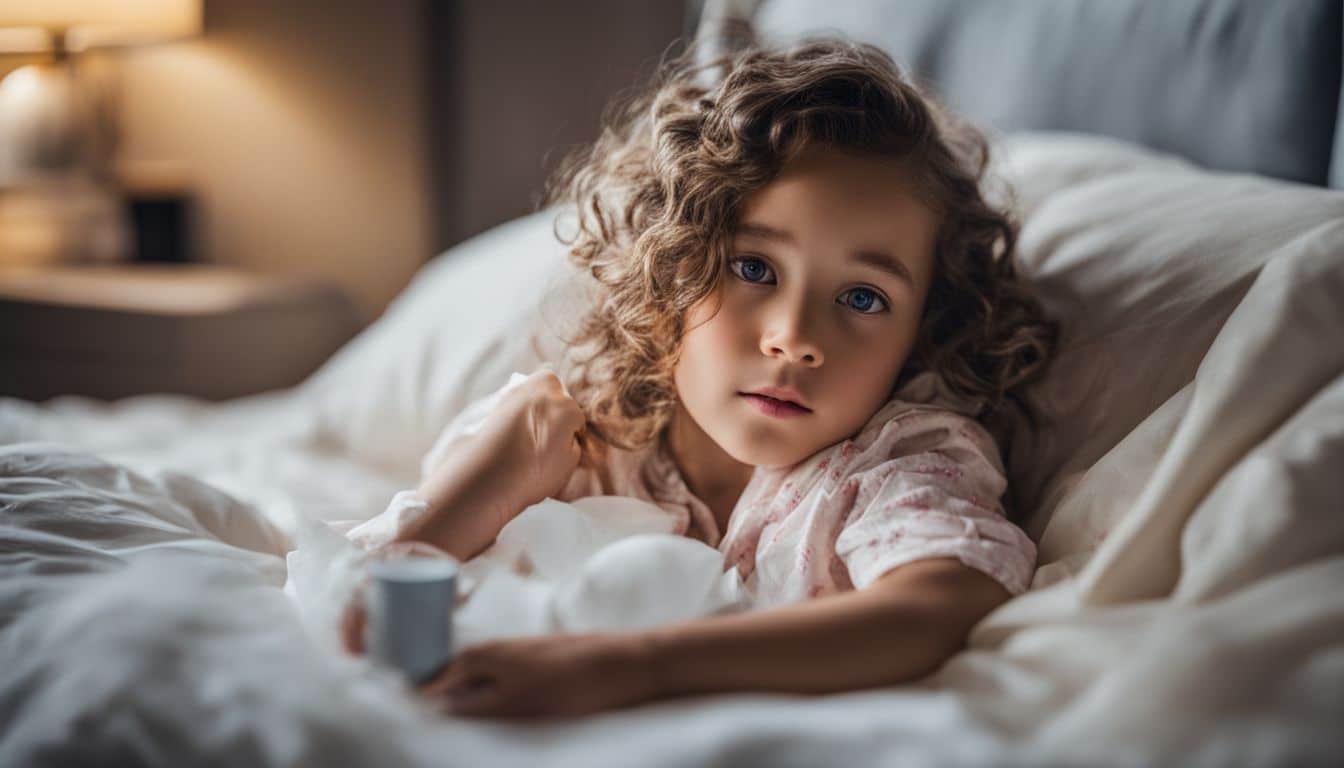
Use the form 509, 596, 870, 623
833, 411, 1037, 596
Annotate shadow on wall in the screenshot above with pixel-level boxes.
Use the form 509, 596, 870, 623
428, 0, 689, 254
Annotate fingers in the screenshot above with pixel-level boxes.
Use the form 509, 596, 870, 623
529, 366, 564, 392
443, 682, 509, 718
533, 391, 587, 445
574, 429, 601, 471
421, 661, 462, 696
530, 369, 582, 417
573, 432, 588, 469
560, 397, 587, 435
341, 599, 366, 655
420, 644, 486, 696
420, 646, 508, 715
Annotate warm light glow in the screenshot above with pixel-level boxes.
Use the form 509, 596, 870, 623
0, 0, 202, 52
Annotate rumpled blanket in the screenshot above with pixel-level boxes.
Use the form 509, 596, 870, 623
4, 133, 1343, 766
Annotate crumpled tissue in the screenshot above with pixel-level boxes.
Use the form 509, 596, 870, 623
284, 494, 755, 653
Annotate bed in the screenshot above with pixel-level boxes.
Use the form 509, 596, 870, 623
3, 0, 1343, 764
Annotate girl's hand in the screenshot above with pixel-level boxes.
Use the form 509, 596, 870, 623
419, 368, 588, 529
421, 632, 656, 720
341, 596, 367, 655
471, 368, 594, 513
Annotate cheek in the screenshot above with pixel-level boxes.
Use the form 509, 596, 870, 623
680, 295, 746, 362
831, 326, 917, 406
674, 305, 716, 387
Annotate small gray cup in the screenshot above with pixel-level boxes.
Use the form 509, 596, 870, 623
364, 558, 458, 684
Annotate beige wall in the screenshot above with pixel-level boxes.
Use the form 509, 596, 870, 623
436, 1, 690, 249
1, 1, 691, 326
0, 0, 433, 325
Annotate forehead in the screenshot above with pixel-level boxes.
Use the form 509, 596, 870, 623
744, 145, 934, 218
733, 146, 940, 282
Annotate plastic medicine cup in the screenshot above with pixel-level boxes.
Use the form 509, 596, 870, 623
364, 557, 459, 685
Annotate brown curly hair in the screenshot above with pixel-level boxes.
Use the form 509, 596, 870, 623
539, 34, 1060, 475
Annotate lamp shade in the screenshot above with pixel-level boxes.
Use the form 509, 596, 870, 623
0, 0, 201, 53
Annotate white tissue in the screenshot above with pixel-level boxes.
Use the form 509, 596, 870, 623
284, 494, 755, 652
284, 514, 375, 651
551, 533, 749, 634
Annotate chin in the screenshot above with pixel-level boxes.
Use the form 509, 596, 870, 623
722, 435, 817, 470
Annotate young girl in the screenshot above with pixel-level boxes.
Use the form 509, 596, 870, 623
344, 35, 1058, 719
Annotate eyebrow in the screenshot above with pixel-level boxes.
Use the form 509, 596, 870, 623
735, 222, 915, 285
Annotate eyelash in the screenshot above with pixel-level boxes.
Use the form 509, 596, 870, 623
728, 256, 891, 315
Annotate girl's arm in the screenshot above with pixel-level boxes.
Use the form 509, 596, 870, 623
426, 556, 1013, 718
397, 432, 527, 562
395, 369, 590, 562
635, 557, 1012, 698
340, 388, 585, 653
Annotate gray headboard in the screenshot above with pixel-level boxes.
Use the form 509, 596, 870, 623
691, 0, 1344, 189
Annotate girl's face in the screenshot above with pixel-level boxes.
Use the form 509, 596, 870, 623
672, 144, 940, 468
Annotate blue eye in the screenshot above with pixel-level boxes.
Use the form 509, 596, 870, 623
842, 287, 888, 314
731, 256, 774, 283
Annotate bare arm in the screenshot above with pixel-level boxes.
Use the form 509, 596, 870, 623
413, 549, 1016, 718
394, 434, 528, 562
636, 557, 1012, 698
394, 370, 588, 562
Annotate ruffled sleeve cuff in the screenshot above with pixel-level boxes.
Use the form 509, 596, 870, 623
343, 489, 434, 551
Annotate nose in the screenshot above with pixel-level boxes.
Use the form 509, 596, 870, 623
760, 297, 825, 367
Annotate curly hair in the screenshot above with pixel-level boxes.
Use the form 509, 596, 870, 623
539, 33, 1060, 475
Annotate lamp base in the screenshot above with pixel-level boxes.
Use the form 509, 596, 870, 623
0, 175, 131, 267
0, 63, 100, 180
0, 63, 129, 267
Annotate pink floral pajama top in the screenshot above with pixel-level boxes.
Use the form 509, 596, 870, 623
371, 370, 1037, 609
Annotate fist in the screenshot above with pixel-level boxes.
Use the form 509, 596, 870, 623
476, 368, 591, 513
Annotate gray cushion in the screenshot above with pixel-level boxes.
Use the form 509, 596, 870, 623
711, 0, 1342, 188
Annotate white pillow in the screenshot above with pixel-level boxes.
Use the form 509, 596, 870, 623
299, 205, 591, 482
985, 131, 1344, 540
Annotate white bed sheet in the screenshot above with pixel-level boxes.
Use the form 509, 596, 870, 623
2, 132, 1342, 766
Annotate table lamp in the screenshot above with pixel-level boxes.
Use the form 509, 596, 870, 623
0, 0, 202, 267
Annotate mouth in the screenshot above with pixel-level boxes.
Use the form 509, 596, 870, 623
739, 392, 812, 418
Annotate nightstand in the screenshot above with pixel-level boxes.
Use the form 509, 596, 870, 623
0, 263, 362, 402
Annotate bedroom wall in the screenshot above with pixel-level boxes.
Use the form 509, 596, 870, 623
99, 0, 431, 326
0, 1, 690, 327
428, 1, 691, 252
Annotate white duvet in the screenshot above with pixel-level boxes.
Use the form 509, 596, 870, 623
2, 132, 1342, 766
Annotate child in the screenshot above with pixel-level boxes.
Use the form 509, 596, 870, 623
345, 35, 1058, 719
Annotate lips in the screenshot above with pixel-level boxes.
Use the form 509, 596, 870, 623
741, 386, 812, 411
741, 393, 811, 418
739, 388, 813, 419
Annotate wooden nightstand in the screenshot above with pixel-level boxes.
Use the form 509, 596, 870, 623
0, 264, 362, 402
